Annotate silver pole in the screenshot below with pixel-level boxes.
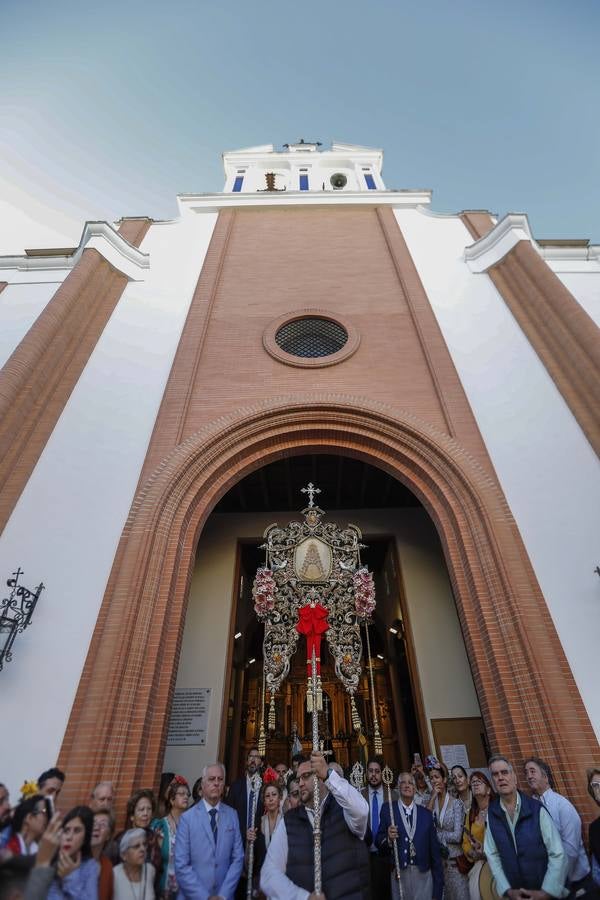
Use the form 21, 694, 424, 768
246, 772, 262, 900
311, 647, 322, 895
382, 766, 403, 898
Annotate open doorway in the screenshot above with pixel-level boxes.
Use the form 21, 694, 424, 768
163, 453, 488, 782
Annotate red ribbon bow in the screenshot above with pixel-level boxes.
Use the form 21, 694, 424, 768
295, 602, 329, 677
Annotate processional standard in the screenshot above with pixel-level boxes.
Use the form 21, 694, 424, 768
250, 484, 384, 893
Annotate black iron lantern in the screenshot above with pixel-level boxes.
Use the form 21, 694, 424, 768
0, 568, 44, 671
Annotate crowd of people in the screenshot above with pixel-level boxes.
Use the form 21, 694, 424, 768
1, 751, 599, 900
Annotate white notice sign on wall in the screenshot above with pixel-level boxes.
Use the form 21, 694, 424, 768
167, 688, 211, 746
440, 744, 470, 770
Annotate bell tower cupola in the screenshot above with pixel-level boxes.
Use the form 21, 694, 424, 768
222, 140, 385, 194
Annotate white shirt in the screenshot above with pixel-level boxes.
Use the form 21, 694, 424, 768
538, 788, 590, 882
260, 769, 369, 900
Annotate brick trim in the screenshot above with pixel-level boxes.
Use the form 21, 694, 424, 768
0, 220, 151, 535
57, 396, 599, 823
114, 217, 153, 247
461, 212, 600, 456
460, 211, 496, 241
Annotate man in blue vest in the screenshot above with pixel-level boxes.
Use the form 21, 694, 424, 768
484, 755, 568, 900
375, 771, 443, 900
260, 751, 370, 899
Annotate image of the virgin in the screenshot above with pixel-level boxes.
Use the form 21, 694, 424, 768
294, 537, 332, 582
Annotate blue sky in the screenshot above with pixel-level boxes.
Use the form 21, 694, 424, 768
0, 0, 598, 248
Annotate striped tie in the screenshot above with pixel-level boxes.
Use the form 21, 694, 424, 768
209, 808, 218, 844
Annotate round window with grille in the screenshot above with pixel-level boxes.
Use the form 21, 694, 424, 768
264, 310, 359, 368
274, 317, 348, 359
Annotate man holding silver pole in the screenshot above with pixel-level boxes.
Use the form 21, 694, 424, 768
260, 751, 370, 900
376, 771, 443, 900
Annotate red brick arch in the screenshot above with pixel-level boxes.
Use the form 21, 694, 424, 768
58, 394, 599, 818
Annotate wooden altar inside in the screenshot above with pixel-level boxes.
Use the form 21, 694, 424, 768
226, 623, 411, 775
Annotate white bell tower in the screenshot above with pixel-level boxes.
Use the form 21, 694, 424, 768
222, 140, 385, 194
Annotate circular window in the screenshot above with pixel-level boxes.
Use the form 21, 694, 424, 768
264, 310, 360, 368
275, 317, 348, 358
330, 173, 347, 189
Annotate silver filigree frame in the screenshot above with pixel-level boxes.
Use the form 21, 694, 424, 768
257, 503, 372, 698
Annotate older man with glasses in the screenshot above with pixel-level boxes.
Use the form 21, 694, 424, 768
376, 771, 443, 900
485, 755, 568, 900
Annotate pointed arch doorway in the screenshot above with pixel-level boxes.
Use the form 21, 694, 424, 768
58, 396, 599, 815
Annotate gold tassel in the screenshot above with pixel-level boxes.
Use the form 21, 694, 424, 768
364, 622, 383, 754
317, 676, 323, 712
374, 721, 383, 755
268, 694, 276, 731
307, 685, 313, 713
350, 694, 362, 731
258, 721, 266, 756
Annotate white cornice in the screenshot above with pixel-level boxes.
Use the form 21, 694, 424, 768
0, 221, 150, 281
464, 213, 600, 273
177, 189, 432, 215
464, 213, 533, 273
540, 244, 600, 262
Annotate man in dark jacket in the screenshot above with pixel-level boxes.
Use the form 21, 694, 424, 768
223, 747, 264, 900
363, 757, 396, 900
260, 751, 370, 900
223, 747, 264, 847
484, 755, 567, 900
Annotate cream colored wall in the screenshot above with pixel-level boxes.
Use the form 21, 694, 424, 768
163, 506, 481, 784
392, 512, 481, 747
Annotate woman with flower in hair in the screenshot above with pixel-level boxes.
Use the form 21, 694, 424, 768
246, 768, 282, 898
151, 775, 190, 899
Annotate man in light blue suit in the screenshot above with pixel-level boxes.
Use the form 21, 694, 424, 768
175, 762, 244, 900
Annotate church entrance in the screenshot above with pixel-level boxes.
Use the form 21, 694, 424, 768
59, 396, 596, 816
163, 453, 489, 783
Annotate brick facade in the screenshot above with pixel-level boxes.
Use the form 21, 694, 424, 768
53, 206, 599, 820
